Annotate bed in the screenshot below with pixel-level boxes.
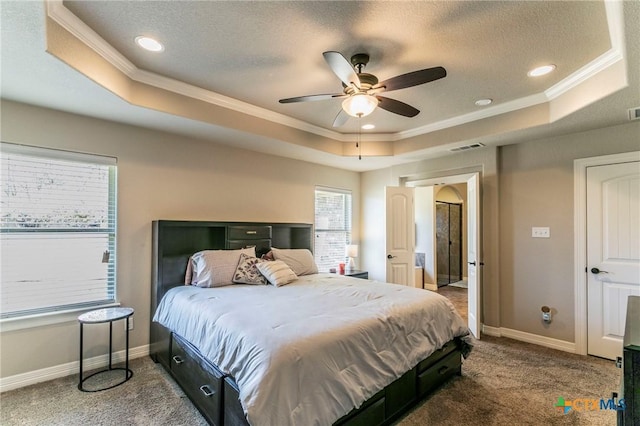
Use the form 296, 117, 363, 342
150, 220, 471, 426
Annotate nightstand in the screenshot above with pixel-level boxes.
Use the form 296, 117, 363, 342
78, 307, 134, 392
345, 270, 368, 279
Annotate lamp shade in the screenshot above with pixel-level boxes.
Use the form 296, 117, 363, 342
342, 94, 378, 117
346, 244, 358, 270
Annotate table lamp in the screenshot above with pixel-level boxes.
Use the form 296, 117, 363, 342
346, 244, 358, 271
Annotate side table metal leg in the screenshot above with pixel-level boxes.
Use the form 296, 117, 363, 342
125, 317, 130, 378
108, 320, 113, 369
78, 323, 84, 390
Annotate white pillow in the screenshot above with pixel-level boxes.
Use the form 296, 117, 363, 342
256, 260, 297, 287
190, 247, 256, 288
271, 248, 318, 276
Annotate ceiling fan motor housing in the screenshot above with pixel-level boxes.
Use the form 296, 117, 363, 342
343, 73, 379, 93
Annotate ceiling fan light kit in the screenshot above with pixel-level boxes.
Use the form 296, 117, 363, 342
279, 51, 446, 128
342, 93, 379, 117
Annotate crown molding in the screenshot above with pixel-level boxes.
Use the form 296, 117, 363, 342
398, 93, 549, 140
546, 0, 625, 101
46, 0, 136, 75
47, 0, 625, 144
46, 0, 348, 141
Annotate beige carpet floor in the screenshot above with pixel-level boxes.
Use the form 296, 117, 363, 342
1, 336, 620, 425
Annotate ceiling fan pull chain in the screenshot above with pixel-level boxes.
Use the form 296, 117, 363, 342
358, 115, 362, 160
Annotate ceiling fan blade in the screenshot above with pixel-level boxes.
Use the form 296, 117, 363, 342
375, 66, 446, 92
323, 51, 361, 88
376, 96, 420, 117
332, 109, 350, 127
279, 93, 345, 104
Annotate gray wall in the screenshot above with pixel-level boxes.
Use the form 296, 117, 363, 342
0, 100, 360, 378
1, 97, 638, 380
361, 147, 500, 326
361, 120, 639, 343
498, 121, 639, 341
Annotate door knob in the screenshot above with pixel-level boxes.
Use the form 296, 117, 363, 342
468, 261, 476, 266
590, 267, 608, 274
387, 254, 396, 259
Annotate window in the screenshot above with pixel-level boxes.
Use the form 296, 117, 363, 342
0, 143, 117, 319
314, 187, 352, 272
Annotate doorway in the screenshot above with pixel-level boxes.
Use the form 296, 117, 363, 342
407, 173, 480, 338
436, 201, 463, 287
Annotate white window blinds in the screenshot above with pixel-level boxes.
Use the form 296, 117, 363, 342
0, 143, 117, 319
314, 187, 352, 272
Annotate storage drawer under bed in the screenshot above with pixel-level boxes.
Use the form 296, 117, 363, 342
180, 334, 462, 426
416, 339, 458, 372
417, 350, 461, 397
171, 334, 224, 426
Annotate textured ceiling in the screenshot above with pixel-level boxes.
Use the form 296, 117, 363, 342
64, 0, 610, 133
1, 1, 638, 172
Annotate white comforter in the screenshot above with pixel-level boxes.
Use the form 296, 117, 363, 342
153, 273, 469, 426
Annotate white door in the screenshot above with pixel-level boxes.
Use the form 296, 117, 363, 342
386, 187, 415, 287
467, 173, 481, 339
587, 161, 640, 360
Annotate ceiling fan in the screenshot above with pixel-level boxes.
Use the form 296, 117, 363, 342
279, 51, 447, 128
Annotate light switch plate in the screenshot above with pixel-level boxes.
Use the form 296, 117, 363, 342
532, 227, 550, 238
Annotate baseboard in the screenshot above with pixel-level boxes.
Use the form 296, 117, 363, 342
480, 325, 576, 354
0, 344, 149, 393
481, 324, 501, 337
424, 283, 438, 291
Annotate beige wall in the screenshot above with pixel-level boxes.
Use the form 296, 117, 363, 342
361, 120, 639, 343
1, 97, 638, 380
499, 121, 639, 342
362, 147, 500, 327
0, 100, 360, 378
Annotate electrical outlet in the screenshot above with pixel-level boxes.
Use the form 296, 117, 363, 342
127, 317, 134, 331
532, 227, 550, 238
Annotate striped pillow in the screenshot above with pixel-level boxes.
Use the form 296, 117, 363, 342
256, 260, 297, 287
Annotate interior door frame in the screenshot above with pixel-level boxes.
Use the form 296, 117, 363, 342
405, 171, 482, 337
573, 151, 640, 355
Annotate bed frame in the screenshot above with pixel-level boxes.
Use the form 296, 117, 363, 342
150, 220, 464, 426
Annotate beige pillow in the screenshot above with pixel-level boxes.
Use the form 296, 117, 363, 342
256, 260, 297, 287
271, 248, 318, 276
190, 247, 256, 287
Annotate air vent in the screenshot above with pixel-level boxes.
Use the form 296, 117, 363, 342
449, 143, 485, 152
629, 107, 640, 121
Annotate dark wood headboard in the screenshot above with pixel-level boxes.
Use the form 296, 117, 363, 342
149, 220, 313, 363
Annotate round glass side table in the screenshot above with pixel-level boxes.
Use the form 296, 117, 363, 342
78, 307, 134, 392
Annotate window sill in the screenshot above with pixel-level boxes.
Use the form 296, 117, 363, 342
0, 303, 121, 332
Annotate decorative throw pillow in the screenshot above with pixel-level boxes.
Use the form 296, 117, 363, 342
271, 248, 318, 276
256, 260, 298, 287
190, 247, 256, 288
233, 253, 268, 285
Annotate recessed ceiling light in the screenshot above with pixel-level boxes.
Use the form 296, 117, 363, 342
361, 124, 375, 130
135, 36, 164, 52
474, 98, 492, 107
527, 64, 556, 77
